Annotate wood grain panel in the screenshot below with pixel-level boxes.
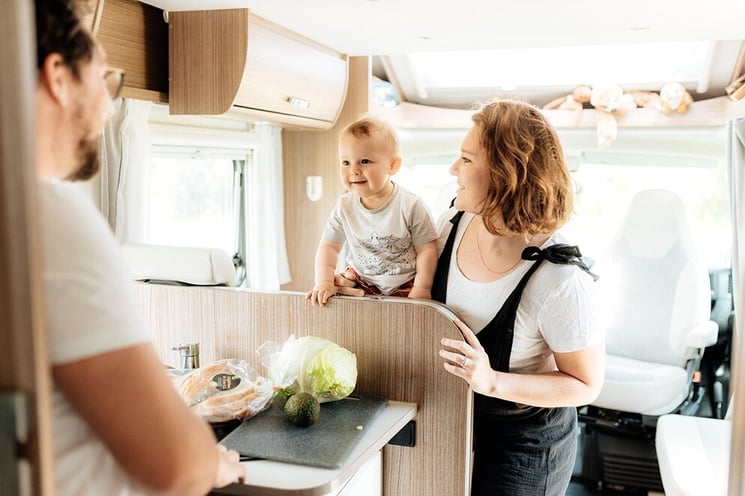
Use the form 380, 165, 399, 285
97, 0, 168, 97
168, 9, 248, 115
0, 2, 55, 492
281, 56, 371, 292
135, 285, 472, 495
232, 14, 348, 124
168, 9, 347, 127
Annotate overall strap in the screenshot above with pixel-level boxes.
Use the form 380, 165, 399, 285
432, 211, 464, 303
475, 243, 598, 415
522, 244, 598, 281
480, 243, 598, 372
481, 256, 544, 372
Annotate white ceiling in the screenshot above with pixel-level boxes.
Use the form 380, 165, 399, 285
142, 0, 745, 55
140, 0, 745, 107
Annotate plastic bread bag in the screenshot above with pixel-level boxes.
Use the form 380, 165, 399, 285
257, 335, 358, 403
176, 358, 273, 423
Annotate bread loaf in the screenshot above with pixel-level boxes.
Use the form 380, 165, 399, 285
191, 381, 263, 422
177, 361, 231, 406
175, 359, 272, 422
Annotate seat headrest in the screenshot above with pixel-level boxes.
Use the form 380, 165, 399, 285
121, 243, 237, 287
615, 189, 692, 259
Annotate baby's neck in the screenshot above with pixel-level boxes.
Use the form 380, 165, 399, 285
359, 181, 395, 210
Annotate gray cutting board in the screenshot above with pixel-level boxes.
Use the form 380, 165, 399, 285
219, 395, 387, 469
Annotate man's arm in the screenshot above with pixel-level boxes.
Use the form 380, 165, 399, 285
53, 343, 245, 496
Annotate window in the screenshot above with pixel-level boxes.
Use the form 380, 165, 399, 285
143, 150, 249, 285
395, 159, 456, 221
409, 42, 710, 91
139, 105, 258, 286
565, 162, 731, 269
394, 127, 731, 271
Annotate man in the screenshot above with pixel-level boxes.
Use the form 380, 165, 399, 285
35, 1, 245, 494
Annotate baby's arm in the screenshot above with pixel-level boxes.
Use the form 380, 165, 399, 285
408, 240, 438, 299
306, 239, 343, 306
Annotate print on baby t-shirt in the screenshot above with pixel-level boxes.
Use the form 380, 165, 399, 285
355, 231, 415, 275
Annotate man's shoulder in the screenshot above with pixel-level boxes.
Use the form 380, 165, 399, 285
38, 179, 117, 254
40, 180, 105, 227
39, 179, 84, 223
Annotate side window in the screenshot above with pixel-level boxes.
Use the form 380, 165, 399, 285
395, 127, 730, 272
143, 147, 250, 286
566, 162, 731, 269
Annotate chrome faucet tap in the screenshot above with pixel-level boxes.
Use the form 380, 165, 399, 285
172, 343, 200, 370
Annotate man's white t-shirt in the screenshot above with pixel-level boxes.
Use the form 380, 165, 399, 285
40, 179, 151, 496
437, 210, 601, 373
322, 183, 437, 295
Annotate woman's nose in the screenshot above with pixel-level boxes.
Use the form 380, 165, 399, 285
449, 161, 458, 176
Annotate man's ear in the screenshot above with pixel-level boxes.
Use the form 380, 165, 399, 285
389, 155, 402, 175
39, 53, 71, 106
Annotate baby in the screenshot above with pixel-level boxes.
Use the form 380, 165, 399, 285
306, 116, 438, 306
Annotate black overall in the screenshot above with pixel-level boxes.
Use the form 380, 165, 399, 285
433, 212, 597, 496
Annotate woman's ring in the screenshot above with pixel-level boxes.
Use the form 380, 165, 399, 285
460, 355, 468, 368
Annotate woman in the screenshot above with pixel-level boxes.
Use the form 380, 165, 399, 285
434, 100, 604, 495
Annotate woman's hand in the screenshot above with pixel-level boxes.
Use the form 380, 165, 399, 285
439, 319, 496, 396
213, 444, 246, 488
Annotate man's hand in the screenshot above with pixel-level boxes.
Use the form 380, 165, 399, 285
213, 444, 246, 488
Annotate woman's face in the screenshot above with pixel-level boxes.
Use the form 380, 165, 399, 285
449, 124, 491, 213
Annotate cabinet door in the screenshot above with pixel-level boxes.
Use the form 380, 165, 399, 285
333, 452, 381, 496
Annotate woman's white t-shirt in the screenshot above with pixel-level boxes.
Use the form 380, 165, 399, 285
437, 210, 601, 373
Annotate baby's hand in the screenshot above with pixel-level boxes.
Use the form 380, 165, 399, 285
408, 287, 431, 300
305, 281, 337, 306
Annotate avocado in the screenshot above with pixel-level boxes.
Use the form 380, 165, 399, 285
284, 392, 320, 427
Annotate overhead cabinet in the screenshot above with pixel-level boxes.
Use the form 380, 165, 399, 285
168, 9, 349, 129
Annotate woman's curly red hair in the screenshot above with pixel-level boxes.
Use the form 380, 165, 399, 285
472, 100, 573, 236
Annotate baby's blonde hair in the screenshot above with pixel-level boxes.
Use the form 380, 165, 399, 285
340, 116, 400, 157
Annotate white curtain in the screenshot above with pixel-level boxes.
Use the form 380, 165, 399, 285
727, 117, 745, 496
245, 123, 291, 289
100, 98, 152, 243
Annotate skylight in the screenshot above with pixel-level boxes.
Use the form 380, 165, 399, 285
409, 41, 711, 90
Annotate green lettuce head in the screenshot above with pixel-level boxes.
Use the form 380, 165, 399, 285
304, 340, 358, 402
261, 336, 357, 403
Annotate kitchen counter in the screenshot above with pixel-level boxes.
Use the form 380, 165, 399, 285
211, 401, 417, 496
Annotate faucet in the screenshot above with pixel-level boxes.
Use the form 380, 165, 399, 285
172, 343, 200, 370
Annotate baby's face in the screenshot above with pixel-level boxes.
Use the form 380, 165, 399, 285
338, 133, 399, 201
